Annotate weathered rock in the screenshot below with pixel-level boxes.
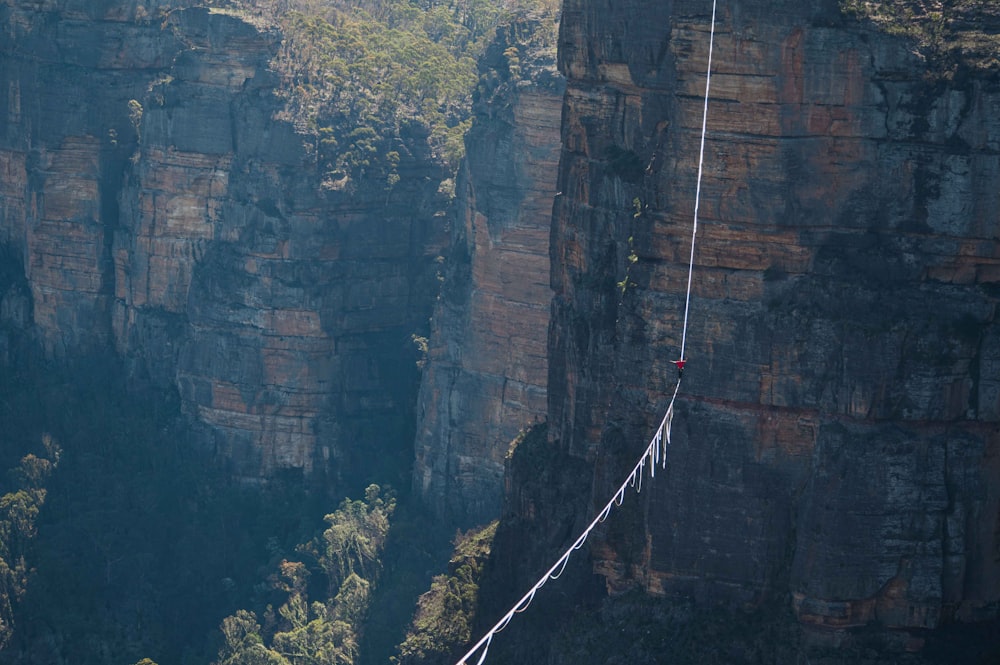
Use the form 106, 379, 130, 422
115, 7, 450, 483
412, 16, 564, 526
0, 1, 449, 486
0, 0, 187, 355
485, 0, 1000, 659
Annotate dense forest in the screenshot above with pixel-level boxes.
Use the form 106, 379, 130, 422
234, 0, 557, 186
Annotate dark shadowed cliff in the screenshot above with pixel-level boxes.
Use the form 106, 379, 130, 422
477, 0, 1000, 662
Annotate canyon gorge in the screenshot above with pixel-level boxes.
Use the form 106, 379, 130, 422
0, 0, 998, 664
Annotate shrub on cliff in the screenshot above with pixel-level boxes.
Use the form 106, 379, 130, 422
840, 0, 1000, 74
393, 521, 497, 665
236, 0, 558, 188
213, 485, 396, 665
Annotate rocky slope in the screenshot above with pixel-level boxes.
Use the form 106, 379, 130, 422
0, 1, 447, 485
482, 0, 1000, 660
412, 16, 564, 526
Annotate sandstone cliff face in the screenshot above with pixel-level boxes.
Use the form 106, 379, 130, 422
0, 0, 187, 357
412, 17, 563, 526
489, 0, 999, 656
0, 1, 448, 484
115, 7, 449, 481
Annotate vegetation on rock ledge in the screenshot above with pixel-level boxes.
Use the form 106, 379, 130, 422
840, 0, 1000, 73
393, 521, 497, 665
233, 0, 559, 188
214, 485, 396, 665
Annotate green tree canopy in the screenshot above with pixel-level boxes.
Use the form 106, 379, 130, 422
0, 441, 61, 650
235, 0, 558, 187
214, 485, 397, 665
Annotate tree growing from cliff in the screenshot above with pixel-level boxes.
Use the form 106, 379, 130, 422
128, 99, 143, 139
214, 485, 396, 665
0, 437, 61, 650
393, 522, 496, 665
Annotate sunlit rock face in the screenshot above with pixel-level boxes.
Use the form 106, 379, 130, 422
485, 0, 999, 658
413, 16, 564, 526
0, 1, 448, 485
114, 7, 450, 482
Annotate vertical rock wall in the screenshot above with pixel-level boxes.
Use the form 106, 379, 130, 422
412, 18, 564, 525
490, 0, 999, 655
0, 0, 186, 357
0, 2, 448, 486
111, 7, 449, 481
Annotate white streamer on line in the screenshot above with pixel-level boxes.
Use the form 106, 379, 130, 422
454, 1, 717, 663
454, 383, 679, 665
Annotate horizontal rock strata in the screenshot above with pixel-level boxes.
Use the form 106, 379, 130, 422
1, 1, 448, 485
491, 0, 999, 655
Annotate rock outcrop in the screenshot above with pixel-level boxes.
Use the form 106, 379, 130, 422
0, 1, 448, 485
484, 0, 1000, 659
412, 16, 563, 525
